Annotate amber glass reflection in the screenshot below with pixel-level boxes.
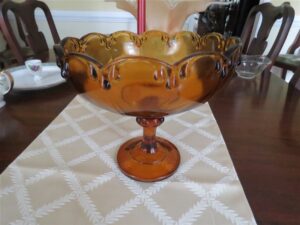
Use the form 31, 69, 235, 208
55, 31, 241, 182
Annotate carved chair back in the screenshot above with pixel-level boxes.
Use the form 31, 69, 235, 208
241, 2, 294, 67
287, 30, 300, 55
0, 0, 60, 64
275, 30, 300, 89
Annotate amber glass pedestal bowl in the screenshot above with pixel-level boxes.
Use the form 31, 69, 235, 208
55, 31, 241, 182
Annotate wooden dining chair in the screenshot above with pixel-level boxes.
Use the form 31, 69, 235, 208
0, 0, 32, 68
0, 0, 60, 65
241, 2, 295, 67
274, 30, 300, 83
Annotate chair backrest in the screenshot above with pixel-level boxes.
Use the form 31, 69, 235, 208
0, 0, 60, 64
241, 2, 294, 66
287, 30, 300, 55
276, 30, 300, 79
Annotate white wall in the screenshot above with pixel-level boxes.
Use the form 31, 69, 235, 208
35, 10, 136, 46
0, 1, 199, 52
0, 0, 135, 51
1, 0, 299, 60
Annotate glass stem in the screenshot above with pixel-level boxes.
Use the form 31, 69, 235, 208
136, 117, 164, 154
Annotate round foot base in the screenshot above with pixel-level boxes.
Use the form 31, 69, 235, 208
117, 137, 180, 182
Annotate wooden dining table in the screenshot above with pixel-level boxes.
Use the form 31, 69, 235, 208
0, 71, 299, 225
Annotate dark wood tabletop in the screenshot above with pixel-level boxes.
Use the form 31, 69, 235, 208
209, 73, 300, 225
0, 81, 77, 172
0, 72, 299, 225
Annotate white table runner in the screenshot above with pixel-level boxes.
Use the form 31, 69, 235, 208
0, 95, 256, 225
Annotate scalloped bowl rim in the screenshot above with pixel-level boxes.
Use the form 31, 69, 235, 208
59, 30, 242, 68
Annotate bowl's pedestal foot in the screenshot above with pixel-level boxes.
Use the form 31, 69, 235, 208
117, 117, 180, 182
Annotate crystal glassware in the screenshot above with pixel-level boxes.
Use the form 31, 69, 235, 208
54, 31, 242, 182
236, 55, 271, 79
0, 71, 14, 108
25, 59, 43, 80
